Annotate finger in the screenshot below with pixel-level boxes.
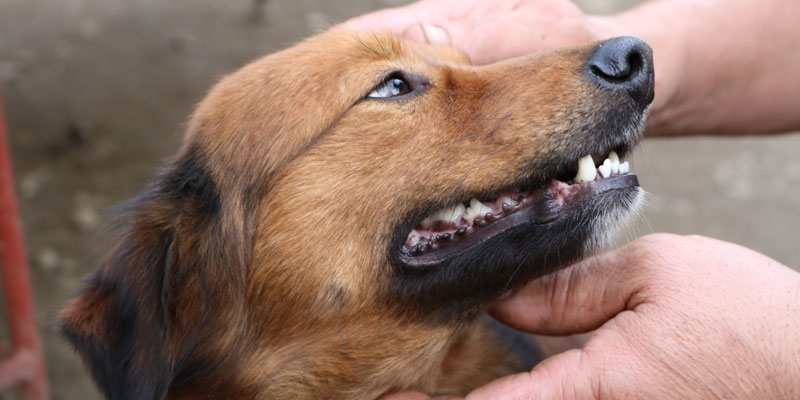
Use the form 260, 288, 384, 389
408, 13, 568, 65
399, 19, 505, 64
378, 391, 434, 400
379, 391, 461, 400
399, 23, 452, 46
334, 7, 422, 35
490, 241, 653, 336
465, 349, 600, 400
333, 0, 461, 34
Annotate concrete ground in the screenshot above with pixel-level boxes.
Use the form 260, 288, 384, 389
0, 0, 797, 399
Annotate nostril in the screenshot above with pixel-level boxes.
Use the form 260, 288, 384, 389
586, 36, 654, 108
626, 51, 644, 77
590, 51, 644, 83
589, 45, 644, 83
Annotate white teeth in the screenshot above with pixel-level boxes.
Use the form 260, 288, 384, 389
450, 204, 467, 220
419, 151, 631, 230
500, 196, 519, 207
425, 203, 465, 225
574, 154, 597, 183
598, 163, 612, 178
465, 198, 491, 219
420, 216, 434, 226
599, 158, 613, 178
440, 203, 466, 222
575, 152, 630, 182
609, 151, 621, 174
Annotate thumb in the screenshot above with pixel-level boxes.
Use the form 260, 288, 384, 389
466, 348, 601, 400
490, 242, 652, 336
400, 22, 484, 63
402, 23, 452, 46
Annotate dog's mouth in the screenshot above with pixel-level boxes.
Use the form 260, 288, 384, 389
400, 148, 637, 267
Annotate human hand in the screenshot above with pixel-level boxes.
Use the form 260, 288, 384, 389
383, 234, 800, 399
334, 0, 675, 134
335, 0, 621, 65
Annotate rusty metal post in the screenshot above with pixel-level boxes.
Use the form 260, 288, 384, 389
0, 88, 49, 399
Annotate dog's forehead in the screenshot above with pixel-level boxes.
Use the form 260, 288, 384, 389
181, 32, 466, 186
343, 33, 470, 73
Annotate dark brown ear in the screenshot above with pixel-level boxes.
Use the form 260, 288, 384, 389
59, 147, 250, 400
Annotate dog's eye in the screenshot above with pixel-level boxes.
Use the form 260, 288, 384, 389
367, 76, 412, 99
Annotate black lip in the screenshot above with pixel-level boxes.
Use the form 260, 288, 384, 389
397, 174, 639, 268
387, 173, 642, 322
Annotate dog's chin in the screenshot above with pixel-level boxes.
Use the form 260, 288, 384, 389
388, 173, 643, 321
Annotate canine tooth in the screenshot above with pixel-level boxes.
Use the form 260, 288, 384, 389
574, 154, 597, 183
619, 161, 630, 173
598, 163, 612, 178
499, 196, 519, 207
465, 198, 491, 219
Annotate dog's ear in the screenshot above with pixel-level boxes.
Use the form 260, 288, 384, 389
59, 146, 250, 400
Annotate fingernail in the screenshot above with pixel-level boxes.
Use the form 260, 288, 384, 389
420, 24, 450, 46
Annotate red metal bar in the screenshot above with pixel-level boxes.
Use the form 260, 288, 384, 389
0, 88, 49, 399
0, 350, 34, 389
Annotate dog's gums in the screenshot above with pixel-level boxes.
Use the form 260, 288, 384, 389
403, 151, 635, 260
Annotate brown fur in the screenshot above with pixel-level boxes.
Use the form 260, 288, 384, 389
60, 32, 641, 399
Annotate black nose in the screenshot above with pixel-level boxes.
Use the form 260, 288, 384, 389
586, 36, 654, 109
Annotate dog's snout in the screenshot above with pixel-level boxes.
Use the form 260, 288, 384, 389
586, 36, 654, 109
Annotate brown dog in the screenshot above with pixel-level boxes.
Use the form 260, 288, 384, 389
59, 31, 653, 399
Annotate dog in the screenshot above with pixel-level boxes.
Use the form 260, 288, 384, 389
59, 31, 653, 399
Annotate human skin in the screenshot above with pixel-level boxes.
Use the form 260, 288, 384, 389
382, 234, 800, 399
337, 1, 800, 398
336, 0, 800, 137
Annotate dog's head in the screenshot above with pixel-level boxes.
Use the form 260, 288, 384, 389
60, 32, 652, 399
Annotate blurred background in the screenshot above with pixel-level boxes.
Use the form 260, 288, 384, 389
0, 0, 798, 398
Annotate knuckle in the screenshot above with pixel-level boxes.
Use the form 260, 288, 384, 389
685, 234, 713, 243
620, 234, 690, 274
634, 233, 697, 254
638, 232, 683, 245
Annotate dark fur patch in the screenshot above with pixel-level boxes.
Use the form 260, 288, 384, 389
59, 146, 252, 400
